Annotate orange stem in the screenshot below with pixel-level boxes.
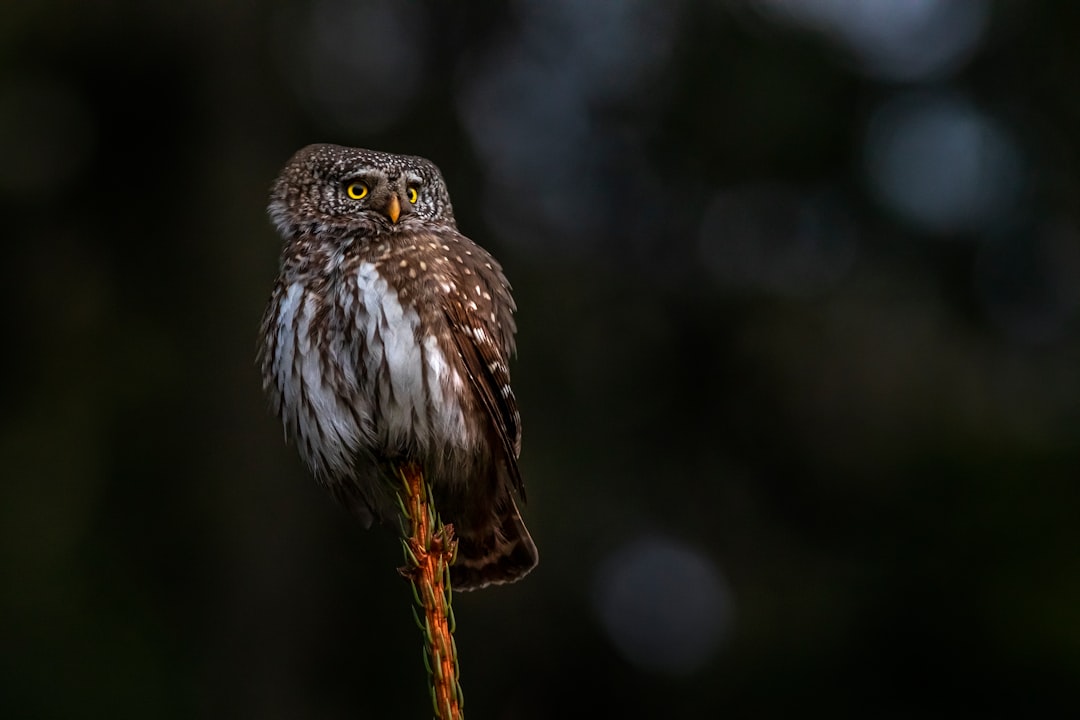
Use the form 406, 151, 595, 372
399, 462, 463, 720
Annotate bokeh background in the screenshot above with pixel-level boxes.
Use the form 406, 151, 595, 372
3, 0, 1079, 717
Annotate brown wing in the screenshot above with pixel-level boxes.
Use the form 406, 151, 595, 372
442, 274, 525, 499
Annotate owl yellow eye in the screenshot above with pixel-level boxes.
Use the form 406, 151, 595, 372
407, 186, 419, 204
346, 182, 369, 200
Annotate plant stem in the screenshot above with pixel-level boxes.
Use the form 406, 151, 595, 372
397, 462, 463, 720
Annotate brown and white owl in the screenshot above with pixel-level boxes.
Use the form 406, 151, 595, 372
258, 144, 537, 590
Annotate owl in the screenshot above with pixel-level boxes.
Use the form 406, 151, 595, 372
258, 144, 537, 590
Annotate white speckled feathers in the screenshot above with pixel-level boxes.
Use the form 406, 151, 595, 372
258, 143, 536, 590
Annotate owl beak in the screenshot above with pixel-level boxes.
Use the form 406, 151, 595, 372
386, 194, 401, 224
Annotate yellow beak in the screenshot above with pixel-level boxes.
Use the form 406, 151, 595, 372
387, 193, 401, 224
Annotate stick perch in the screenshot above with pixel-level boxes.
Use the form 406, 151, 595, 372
397, 462, 464, 720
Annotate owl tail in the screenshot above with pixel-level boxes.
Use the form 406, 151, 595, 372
450, 496, 538, 592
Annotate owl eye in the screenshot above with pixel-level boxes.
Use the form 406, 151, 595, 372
407, 186, 419, 204
346, 182, 369, 200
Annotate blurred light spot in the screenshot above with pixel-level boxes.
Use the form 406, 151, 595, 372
458, 49, 602, 257
0, 77, 94, 197
459, 52, 589, 199
457, 0, 682, 258
698, 184, 857, 296
758, 0, 989, 82
274, 0, 426, 135
512, 0, 681, 103
863, 92, 1025, 236
974, 220, 1080, 346
593, 535, 733, 676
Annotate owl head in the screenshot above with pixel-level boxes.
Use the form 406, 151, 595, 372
269, 143, 456, 239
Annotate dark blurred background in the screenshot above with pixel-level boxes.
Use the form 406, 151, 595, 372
3, 0, 1079, 717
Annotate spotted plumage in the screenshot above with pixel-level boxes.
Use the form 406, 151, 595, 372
258, 143, 537, 590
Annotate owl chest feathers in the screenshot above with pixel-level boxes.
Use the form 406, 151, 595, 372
269, 257, 471, 479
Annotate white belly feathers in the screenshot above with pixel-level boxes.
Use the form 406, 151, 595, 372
272, 261, 468, 479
